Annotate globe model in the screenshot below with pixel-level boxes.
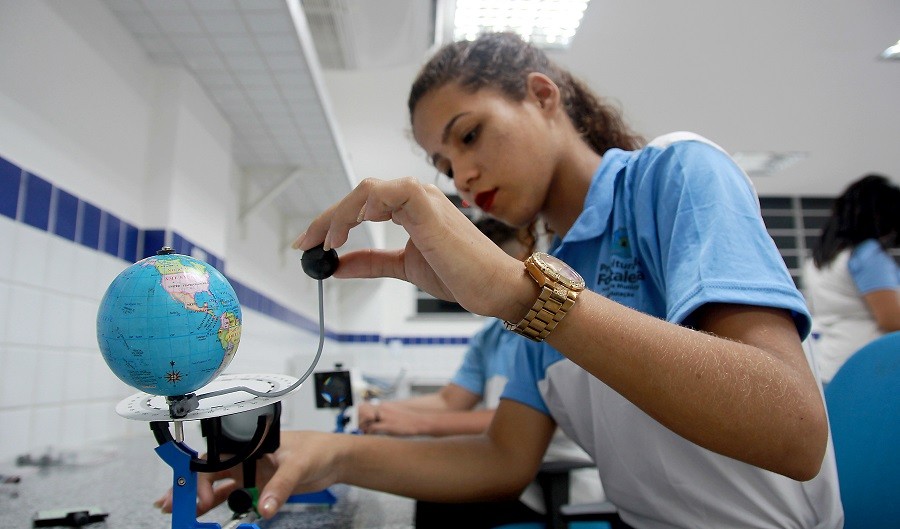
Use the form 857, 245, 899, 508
97, 249, 242, 396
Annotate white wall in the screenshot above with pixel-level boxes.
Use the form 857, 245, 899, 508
0, 0, 479, 463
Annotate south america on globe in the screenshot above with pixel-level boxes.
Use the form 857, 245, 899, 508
97, 249, 242, 396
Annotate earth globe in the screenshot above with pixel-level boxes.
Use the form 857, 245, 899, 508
97, 247, 242, 397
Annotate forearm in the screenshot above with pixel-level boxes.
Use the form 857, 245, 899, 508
388, 392, 454, 413
544, 293, 827, 480
417, 409, 495, 436
864, 289, 900, 332
334, 435, 521, 501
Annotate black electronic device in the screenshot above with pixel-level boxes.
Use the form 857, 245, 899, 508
313, 368, 353, 409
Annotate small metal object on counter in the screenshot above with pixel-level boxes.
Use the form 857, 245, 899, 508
32, 507, 108, 527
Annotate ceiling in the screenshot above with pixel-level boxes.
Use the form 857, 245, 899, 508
102, 0, 900, 250
102, 0, 378, 250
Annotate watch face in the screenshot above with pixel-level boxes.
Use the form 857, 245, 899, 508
535, 253, 585, 290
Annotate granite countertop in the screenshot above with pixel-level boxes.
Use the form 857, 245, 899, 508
0, 436, 413, 529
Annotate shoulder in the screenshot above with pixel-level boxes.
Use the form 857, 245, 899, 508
624, 132, 757, 212
642, 131, 731, 162
851, 239, 888, 261
848, 239, 899, 288
631, 132, 747, 187
646, 131, 729, 152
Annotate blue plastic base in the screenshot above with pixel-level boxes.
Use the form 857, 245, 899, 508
155, 440, 261, 529
286, 488, 338, 506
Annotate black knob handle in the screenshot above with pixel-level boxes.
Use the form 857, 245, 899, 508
301, 244, 340, 280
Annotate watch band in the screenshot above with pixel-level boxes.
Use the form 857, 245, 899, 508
504, 283, 579, 342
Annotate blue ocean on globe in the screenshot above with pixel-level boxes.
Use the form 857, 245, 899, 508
97, 252, 242, 396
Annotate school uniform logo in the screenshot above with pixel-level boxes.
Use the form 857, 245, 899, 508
597, 228, 645, 299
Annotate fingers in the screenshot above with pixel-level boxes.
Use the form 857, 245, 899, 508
153, 488, 173, 513
290, 182, 371, 252
357, 402, 376, 424
332, 249, 406, 281
155, 467, 238, 515
197, 478, 238, 516
256, 465, 303, 519
291, 177, 431, 253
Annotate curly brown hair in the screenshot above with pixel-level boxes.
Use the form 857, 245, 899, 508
408, 32, 644, 155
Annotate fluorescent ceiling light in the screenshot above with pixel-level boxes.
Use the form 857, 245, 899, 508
731, 151, 808, 177
452, 0, 591, 49
880, 40, 900, 60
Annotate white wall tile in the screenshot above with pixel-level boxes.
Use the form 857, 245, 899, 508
32, 350, 67, 405
63, 351, 92, 403
85, 354, 110, 400
40, 291, 73, 348
109, 411, 131, 440
60, 403, 88, 450
4, 285, 45, 346
0, 346, 38, 407
0, 217, 16, 281
71, 244, 108, 300
11, 225, 50, 287
43, 237, 77, 293
0, 282, 11, 340
84, 402, 113, 445
0, 408, 31, 463
104, 371, 132, 401
98, 252, 128, 293
67, 297, 101, 349
31, 406, 63, 450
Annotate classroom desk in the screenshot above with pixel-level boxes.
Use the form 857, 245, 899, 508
0, 436, 413, 529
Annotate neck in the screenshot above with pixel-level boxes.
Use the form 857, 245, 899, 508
542, 139, 603, 236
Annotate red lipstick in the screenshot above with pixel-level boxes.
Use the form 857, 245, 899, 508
474, 189, 497, 212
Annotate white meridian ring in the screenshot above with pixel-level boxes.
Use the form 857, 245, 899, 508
116, 373, 301, 422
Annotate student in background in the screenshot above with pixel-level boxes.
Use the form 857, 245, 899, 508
803, 173, 900, 384
161, 32, 841, 528
358, 218, 603, 528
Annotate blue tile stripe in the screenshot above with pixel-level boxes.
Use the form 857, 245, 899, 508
0, 153, 471, 346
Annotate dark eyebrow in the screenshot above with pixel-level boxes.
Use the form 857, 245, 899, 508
430, 112, 469, 166
442, 112, 468, 144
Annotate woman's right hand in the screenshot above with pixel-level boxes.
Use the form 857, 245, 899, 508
292, 178, 532, 322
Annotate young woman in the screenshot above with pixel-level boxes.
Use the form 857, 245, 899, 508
803, 174, 900, 384
160, 32, 841, 528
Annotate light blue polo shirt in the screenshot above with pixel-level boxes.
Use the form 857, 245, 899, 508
849, 239, 900, 293
451, 319, 517, 403
499, 133, 840, 529
503, 132, 812, 416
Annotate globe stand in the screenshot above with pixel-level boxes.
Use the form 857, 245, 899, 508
103, 244, 342, 528
167, 393, 200, 419
117, 374, 301, 529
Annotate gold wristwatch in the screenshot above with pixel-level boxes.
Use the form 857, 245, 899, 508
504, 252, 585, 342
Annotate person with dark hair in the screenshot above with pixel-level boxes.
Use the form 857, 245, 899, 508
159, 32, 841, 528
803, 174, 900, 384
358, 217, 603, 528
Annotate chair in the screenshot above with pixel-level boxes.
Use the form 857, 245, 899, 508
536, 460, 622, 529
824, 331, 900, 529
495, 460, 621, 529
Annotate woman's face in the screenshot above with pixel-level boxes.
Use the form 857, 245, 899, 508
411, 82, 558, 228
